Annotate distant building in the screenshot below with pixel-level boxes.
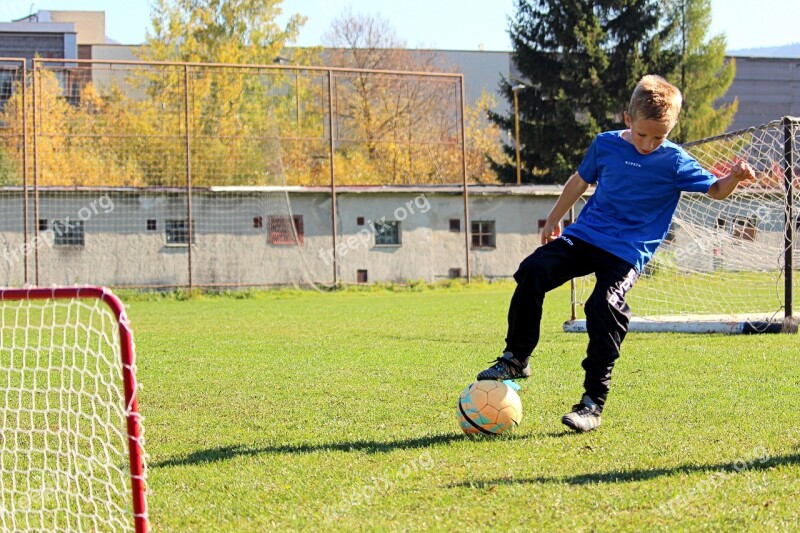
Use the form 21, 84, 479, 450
1, 9, 798, 131
0, 185, 574, 287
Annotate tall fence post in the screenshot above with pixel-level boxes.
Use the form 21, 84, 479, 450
459, 75, 471, 282
31, 59, 40, 286
18, 60, 29, 286
327, 69, 339, 286
783, 116, 796, 321
184, 64, 194, 289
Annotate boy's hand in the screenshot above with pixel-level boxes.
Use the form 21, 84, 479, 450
731, 161, 756, 183
541, 220, 561, 245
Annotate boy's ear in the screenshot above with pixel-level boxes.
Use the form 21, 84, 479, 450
623, 111, 631, 128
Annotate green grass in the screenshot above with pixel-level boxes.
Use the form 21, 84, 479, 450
126, 283, 800, 531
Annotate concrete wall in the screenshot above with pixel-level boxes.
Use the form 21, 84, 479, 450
0, 187, 569, 288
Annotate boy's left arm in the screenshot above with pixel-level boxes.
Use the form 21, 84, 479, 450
708, 161, 756, 200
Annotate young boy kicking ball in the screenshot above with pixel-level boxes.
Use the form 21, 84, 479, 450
477, 74, 755, 432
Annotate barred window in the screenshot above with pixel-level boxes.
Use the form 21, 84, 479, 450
374, 220, 401, 246
52, 220, 85, 246
268, 215, 304, 245
471, 220, 496, 249
166, 219, 195, 245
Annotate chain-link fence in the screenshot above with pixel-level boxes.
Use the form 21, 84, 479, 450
0, 58, 477, 288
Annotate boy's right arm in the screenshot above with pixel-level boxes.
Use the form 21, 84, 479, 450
541, 173, 589, 245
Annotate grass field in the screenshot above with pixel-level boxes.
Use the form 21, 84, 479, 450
126, 282, 800, 531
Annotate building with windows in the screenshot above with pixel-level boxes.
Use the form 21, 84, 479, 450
0, 185, 573, 287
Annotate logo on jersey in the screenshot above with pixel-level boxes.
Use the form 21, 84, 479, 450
625, 161, 642, 168
560, 236, 574, 246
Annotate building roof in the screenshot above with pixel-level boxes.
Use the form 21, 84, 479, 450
0, 184, 571, 196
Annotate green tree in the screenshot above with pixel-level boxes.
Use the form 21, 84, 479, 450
490, 0, 676, 184
665, 0, 737, 143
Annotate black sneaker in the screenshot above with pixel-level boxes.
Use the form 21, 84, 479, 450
561, 394, 602, 432
476, 352, 531, 381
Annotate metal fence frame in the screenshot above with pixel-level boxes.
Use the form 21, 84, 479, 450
0, 57, 472, 288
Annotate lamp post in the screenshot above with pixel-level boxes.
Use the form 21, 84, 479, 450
511, 84, 526, 185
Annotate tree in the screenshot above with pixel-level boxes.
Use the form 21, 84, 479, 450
0, 71, 146, 187
665, 0, 737, 143
321, 9, 466, 184
466, 91, 512, 183
490, 0, 676, 184
134, 0, 325, 186
141, 0, 305, 65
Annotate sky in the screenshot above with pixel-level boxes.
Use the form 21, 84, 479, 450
0, 0, 797, 52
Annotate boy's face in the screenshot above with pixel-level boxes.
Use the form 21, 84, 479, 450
624, 111, 675, 155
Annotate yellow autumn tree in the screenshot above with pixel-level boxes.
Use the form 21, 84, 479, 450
129, 0, 320, 187
0, 70, 146, 186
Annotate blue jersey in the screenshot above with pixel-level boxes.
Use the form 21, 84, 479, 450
562, 130, 717, 272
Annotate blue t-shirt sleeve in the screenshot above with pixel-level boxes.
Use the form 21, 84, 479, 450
577, 138, 599, 184
674, 148, 717, 193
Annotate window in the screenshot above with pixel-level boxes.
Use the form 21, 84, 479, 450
357, 269, 368, 283
374, 220, 401, 246
147, 219, 157, 231
38, 219, 48, 231
52, 220, 84, 246
166, 219, 195, 245
448, 268, 462, 279
471, 221, 496, 249
449, 219, 461, 232
268, 215, 304, 245
732, 216, 757, 241
253, 216, 263, 229
357, 216, 365, 226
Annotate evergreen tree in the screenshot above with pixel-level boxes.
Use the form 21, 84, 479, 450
489, 0, 675, 184
666, 0, 737, 143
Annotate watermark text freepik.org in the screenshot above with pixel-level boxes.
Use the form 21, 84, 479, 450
2, 194, 115, 266
318, 194, 431, 266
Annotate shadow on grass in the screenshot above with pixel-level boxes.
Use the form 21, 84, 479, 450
448, 447, 800, 488
151, 432, 523, 469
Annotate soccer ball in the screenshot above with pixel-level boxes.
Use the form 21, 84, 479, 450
457, 381, 522, 435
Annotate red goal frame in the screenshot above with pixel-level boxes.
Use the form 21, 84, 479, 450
0, 286, 148, 533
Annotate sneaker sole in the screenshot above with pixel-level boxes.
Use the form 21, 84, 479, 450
560, 415, 600, 432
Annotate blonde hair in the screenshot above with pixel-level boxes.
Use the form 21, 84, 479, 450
628, 74, 682, 125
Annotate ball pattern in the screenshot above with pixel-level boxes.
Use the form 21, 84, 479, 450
457, 380, 522, 435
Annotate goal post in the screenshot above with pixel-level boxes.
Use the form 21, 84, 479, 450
566, 116, 800, 334
0, 286, 147, 532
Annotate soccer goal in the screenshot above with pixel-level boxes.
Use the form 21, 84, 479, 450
565, 116, 800, 334
0, 287, 147, 531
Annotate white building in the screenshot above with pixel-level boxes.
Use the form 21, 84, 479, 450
0, 185, 579, 288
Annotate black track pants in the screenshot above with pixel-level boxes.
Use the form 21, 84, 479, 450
503, 236, 638, 408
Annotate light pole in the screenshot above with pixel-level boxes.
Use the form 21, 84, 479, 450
512, 84, 526, 185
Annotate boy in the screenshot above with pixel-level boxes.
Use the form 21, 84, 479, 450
477, 74, 755, 432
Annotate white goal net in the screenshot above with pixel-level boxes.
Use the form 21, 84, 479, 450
0, 287, 147, 532
568, 117, 799, 334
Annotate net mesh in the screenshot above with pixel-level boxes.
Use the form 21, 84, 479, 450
576, 119, 799, 325
0, 59, 466, 288
0, 293, 145, 531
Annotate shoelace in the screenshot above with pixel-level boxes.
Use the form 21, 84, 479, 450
486, 357, 520, 370
571, 404, 597, 416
